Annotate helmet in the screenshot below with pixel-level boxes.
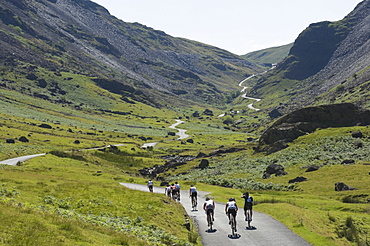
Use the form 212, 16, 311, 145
229, 197, 235, 201
205, 197, 210, 201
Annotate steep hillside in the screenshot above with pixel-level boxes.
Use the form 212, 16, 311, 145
247, 0, 370, 114
241, 43, 293, 66
0, 0, 260, 111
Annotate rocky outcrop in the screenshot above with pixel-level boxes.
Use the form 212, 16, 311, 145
256, 103, 370, 154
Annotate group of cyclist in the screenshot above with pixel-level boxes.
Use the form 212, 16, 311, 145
163, 182, 181, 200
148, 180, 254, 232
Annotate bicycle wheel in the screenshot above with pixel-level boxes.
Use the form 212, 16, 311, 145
230, 214, 236, 236
246, 210, 250, 221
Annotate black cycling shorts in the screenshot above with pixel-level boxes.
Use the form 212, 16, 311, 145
227, 208, 237, 217
206, 209, 214, 215
191, 192, 197, 197
244, 204, 253, 211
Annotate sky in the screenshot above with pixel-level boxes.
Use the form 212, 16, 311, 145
91, 0, 363, 55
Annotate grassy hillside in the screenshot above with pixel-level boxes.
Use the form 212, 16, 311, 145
242, 43, 293, 65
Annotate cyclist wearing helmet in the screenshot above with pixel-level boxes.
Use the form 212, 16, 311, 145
203, 197, 215, 224
225, 197, 238, 231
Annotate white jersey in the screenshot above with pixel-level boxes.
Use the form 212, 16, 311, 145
175, 184, 180, 190
190, 186, 197, 193
148, 181, 153, 186
226, 201, 236, 210
204, 200, 214, 210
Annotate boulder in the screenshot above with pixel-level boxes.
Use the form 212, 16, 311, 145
6, 139, 15, 144
198, 159, 209, 169
203, 109, 214, 116
305, 165, 320, 172
263, 163, 288, 178
288, 176, 307, 183
269, 108, 283, 119
335, 182, 358, 191
341, 159, 355, 165
38, 123, 52, 129
353, 139, 363, 148
265, 163, 285, 175
351, 131, 363, 138
19, 136, 29, 142
186, 139, 194, 143
192, 111, 200, 117
196, 152, 207, 158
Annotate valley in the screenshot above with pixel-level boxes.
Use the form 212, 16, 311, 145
0, 0, 370, 245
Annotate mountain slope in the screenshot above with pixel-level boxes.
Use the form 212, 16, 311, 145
241, 43, 293, 65
0, 0, 260, 110
248, 0, 370, 114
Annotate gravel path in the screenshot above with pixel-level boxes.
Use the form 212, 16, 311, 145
120, 183, 312, 246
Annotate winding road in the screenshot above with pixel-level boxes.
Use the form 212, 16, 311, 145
120, 183, 312, 246
142, 119, 189, 148
238, 65, 276, 111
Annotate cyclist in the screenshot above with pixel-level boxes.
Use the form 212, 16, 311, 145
189, 185, 198, 209
225, 197, 238, 232
203, 197, 215, 226
174, 182, 181, 200
170, 183, 177, 199
241, 192, 254, 228
147, 180, 153, 192
164, 184, 171, 197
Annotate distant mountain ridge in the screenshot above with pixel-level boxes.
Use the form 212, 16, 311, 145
241, 43, 293, 66
0, 0, 260, 109
249, 0, 370, 114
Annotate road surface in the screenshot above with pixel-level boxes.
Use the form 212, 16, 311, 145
120, 183, 312, 246
0, 153, 46, 166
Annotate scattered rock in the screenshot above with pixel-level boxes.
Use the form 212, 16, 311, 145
263, 163, 288, 178
186, 139, 194, 143
74, 140, 80, 144
203, 109, 214, 116
305, 165, 320, 172
288, 176, 307, 183
351, 131, 363, 138
6, 139, 15, 144
38, 123, 52, 129
198, 159, 209, 169
269, 108, 283, 119
353, 139, 363, 148
335, 182, 358, 191
341, 159, 355, 165
18, 136, 29, 142
196, 152, 207, 158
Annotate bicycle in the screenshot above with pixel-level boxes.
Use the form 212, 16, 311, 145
245, 208, 252, 228
229, 213, 236, 237
190, 195, 197, 210
206, 211, 213, 231
148, 185, 153, 193
172, 191, 180, 202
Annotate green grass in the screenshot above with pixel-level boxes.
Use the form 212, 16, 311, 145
0, 153, 198, 246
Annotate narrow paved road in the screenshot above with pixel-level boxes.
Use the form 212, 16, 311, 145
0, 153, 46, 166
120, 183, 312, 246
